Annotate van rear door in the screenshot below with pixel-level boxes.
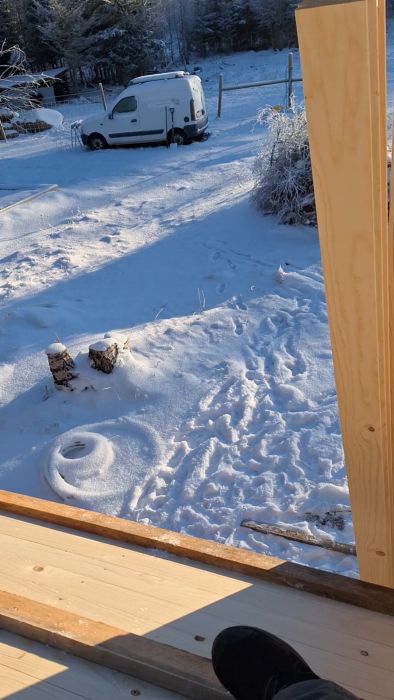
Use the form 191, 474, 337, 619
190, 78, 206, 121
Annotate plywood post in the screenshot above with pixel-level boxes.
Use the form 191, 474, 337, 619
296, 0, 394, 587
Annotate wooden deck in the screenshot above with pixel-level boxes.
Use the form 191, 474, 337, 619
0, 495, 393, 700
0, 629, 184, 699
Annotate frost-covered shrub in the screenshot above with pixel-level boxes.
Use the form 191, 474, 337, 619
252, 105, 316, 226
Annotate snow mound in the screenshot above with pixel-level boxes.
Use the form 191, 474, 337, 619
41, 418, 163, 511
16, 108, 64, 128
46, 342, 66, 355
89, 338, 116, 352
0, 107, 18, 120
41, 430, 114, 500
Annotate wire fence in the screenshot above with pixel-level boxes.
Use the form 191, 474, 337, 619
217, 52, 302, 118
42, 87, 124, 124
43, 87, 122, 109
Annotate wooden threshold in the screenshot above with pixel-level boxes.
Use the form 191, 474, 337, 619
0, 490, 393, 614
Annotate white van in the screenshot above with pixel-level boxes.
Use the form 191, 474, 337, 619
79, 71, 208, 150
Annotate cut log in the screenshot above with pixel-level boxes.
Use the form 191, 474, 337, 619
89, 338, 119, 374
241, 520, 356, 556
45, 343, 76, 388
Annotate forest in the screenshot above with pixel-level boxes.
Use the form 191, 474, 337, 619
0, 0, 298, 88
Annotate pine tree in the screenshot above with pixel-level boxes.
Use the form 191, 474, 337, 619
0, 0, 27, 48
36, 0, 111, 89
253, 0, 296, 50
24, 0, 56, 69
230, 1, 257, 52
193, 0, 233, 55
96, 0, 165, 83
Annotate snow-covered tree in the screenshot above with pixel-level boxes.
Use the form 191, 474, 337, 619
162, 0, 194, 66
193, 0, 234, 55
22, 0, 56, 69
35, 0, 110, 90
0, 0, 28, 48
88, 0, 165, 83
230, 1, 257, 52
252, 0, 297, 50
0, 40, 49, 113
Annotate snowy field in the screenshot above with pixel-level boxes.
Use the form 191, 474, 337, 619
0, 49, 363, 577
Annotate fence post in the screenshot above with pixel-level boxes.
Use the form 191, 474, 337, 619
99, 82, 107, 112
217, 74, 223, 118
287, 52, 293, 109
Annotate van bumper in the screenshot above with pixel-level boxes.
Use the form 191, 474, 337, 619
184, 115, 208, 139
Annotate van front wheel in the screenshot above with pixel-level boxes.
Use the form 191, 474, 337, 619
87, 133, 108, 151
168, 129, 189, 146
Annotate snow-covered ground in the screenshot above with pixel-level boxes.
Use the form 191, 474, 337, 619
0, 49, 361, 577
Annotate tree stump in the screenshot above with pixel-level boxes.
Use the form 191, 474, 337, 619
89, 339, 119, 374
46, 343, 76, 387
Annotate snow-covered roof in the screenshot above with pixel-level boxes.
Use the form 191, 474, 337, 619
0, 66, 67, 90
129, 71, 189, 86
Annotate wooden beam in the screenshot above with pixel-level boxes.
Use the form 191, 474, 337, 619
241, 520, 356, 556
0, 590, 227, 700
0, 490, 393, 614
389, 106, 394, 492
296, 0, 394, 588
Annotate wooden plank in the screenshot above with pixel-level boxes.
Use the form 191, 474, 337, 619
1, 513, 393, 651
0, 184, 58, 215
389, 100, 394, 495
0, 629, 184, 700
0, 566, 392, 700
296, 0, 394, 587
0, 513, 392, 649
1, 490, 394, 614
0, 628, 382, 700
241, 520, 356, 555
0, 512, 393, 699
0, 591, 226, 700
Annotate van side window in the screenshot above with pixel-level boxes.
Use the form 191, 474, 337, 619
113, 96, 137, 114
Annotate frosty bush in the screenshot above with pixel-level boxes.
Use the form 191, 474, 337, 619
252, 105, 316, 226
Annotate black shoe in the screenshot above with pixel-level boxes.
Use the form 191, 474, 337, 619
212, 626, 319, 700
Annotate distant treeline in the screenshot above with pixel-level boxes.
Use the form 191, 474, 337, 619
0, 0, 297, 89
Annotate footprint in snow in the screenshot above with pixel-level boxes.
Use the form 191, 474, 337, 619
232, 318, 244, 336
229, 296, 247, 311
236, 296, 247, 311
